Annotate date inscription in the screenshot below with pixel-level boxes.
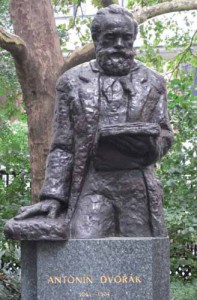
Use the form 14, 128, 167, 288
79, 291, 111, 298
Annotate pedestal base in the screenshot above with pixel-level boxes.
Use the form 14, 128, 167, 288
21, 238, 170, 300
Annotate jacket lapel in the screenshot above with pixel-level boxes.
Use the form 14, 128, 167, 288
78, 61, 100, 132
127, 63, 152, 122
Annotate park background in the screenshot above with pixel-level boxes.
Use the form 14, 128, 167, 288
0, 0, 196, 299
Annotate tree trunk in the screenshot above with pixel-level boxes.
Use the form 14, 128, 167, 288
9, 0, 64, 203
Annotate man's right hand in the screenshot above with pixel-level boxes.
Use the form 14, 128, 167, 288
14, 199, 62, 220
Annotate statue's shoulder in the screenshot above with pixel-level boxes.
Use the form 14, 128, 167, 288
56, 61, 93, 92
134, 60, 166, 94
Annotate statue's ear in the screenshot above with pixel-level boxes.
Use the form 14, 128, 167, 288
92, 34, 99, 47
133, 20, 138, 40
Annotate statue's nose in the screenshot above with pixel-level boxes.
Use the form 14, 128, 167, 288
114, 37, 124, 49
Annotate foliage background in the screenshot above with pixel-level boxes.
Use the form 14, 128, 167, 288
0, 0, 197, 299
0, 1, 30, 298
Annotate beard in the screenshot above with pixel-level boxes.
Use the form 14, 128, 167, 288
96, 48, 135, 76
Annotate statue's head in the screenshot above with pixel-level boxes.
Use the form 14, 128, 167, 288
91, 4, 138, 76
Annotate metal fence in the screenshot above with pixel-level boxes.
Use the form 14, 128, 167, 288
0, 169, 16, 186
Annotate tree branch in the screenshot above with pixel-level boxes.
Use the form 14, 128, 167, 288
134, 0, 197, 24
100, 0, 119, 7
62, 0, 197, 73
0, 26, 27, 61
168, 29, 197, 78
62, 43, 95, 73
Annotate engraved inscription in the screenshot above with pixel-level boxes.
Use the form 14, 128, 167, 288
79, 291, 111, 298
100, 274, 141, 284
48, 274, 142, 285
48, 276, 93, 284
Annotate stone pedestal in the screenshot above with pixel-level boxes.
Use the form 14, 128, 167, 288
21, 238, 170, 300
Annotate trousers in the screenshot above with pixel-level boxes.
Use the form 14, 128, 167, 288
70, 163, 152, 238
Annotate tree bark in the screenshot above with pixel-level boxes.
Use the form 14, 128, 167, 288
9, 0, 64, 203
63, 0, 197, 72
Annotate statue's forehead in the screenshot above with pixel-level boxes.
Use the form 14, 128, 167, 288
99, 14, 134, 32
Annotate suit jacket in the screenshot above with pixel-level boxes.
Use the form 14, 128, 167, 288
40, 59, 173, 236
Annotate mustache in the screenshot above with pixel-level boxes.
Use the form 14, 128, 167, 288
97, 48, 136, 58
